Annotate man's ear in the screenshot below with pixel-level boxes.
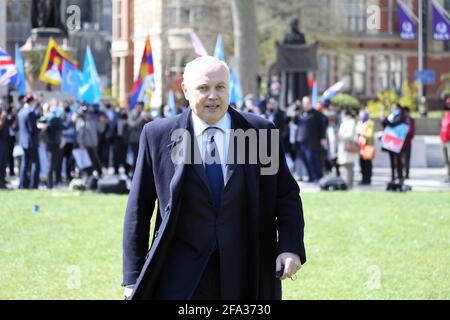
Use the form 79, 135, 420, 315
181, 82, 189, 99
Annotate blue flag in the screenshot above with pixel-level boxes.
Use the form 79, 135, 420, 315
229, 70, 242, 105
311, 80, 318, 109
78, 46, 102, 104
13, 44, 26, 94
62, 59, 82, 97
214, 34, 225, 61
168, 90, 177, 116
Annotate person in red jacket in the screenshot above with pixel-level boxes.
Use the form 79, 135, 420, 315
440, 97, 450, 183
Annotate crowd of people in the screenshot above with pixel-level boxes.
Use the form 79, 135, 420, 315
0, 95, 152, 189
237, 93, 421, 189
1, 92, 449, 190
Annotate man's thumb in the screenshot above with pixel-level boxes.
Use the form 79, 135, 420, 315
275, 256, 282, 272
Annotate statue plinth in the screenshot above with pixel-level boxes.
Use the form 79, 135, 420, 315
21, 28, 68, 51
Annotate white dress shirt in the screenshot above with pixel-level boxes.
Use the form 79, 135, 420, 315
191, 111, 231, 181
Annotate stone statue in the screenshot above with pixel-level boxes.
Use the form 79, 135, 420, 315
283, 16, 306, 45
281, 16, 309, 106
31, 0, 66, 32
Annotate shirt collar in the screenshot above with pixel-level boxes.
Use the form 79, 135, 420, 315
191, 109, 231, 138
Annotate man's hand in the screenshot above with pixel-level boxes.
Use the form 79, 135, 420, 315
124, 286, 134, 300
276, 252, 302, 280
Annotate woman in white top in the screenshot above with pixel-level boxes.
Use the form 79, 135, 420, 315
337, 109, 358, 188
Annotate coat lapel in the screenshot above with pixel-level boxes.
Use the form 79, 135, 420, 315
166, 109, 192, 207
224, 110, 238, 186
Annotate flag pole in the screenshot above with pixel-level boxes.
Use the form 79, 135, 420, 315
418, 0, 425, 116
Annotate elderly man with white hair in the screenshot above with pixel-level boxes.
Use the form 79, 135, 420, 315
122, 56, 306, 300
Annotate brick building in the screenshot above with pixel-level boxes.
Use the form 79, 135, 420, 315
306, 0, 450, 109
111, 0, 232, 107
111, 0, 450, 109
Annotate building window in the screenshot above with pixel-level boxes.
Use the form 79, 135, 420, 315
352, 54, 366, 95
376, 55, 404, 93
180, 7, 191, 25
390, 56, 403, 92
195, 6, 209, 21
168, 7, 178, 25
7, 0, 31, 22
112, 0, 121, 39
344, 0, 367, 33
377, 55, 389, 91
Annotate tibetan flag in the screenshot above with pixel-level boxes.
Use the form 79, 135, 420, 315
39, 38, 77, 85
190, 32, 208, 57
214, 34, 225, 61
0, 47, 18, 86
397, 0, 418, 40
432, 0, 450, 41
130, 36, 154, 109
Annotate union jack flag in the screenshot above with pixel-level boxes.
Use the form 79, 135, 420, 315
0, 48, 18, 86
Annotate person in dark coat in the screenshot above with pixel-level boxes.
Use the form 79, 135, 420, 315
0, 107, 9, 188
122, 56, 306, 300
381, 103, 408, 185
61, 103, 77, 182
127, 101, 151, 174
17, 95, 41, 189
6, 106, 18, 177
265, 98, 289, 152
401, 107, 415, 179
43, 102, 65, 189
295, 96, 326, 182
113, 108, 130, 175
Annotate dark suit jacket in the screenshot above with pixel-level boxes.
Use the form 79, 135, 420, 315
122, 107, 306, 300
17, 107, 39, 149
295, 109, 326, 150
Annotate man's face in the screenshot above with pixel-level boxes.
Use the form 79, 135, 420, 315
302, 97, 311, 111
182, 61, 229, 125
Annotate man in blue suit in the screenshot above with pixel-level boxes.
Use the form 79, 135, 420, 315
17, 95, 41, 189
122, 56, 306, 300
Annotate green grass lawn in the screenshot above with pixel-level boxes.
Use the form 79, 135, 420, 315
0, 190, 449, 300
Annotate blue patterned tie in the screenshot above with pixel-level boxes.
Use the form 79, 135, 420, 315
204, 127, 224, 210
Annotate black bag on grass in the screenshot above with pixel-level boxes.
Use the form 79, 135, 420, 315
319, 175, 348, 191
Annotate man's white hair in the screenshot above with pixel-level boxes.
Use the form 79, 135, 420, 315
183, 56, 230, 85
